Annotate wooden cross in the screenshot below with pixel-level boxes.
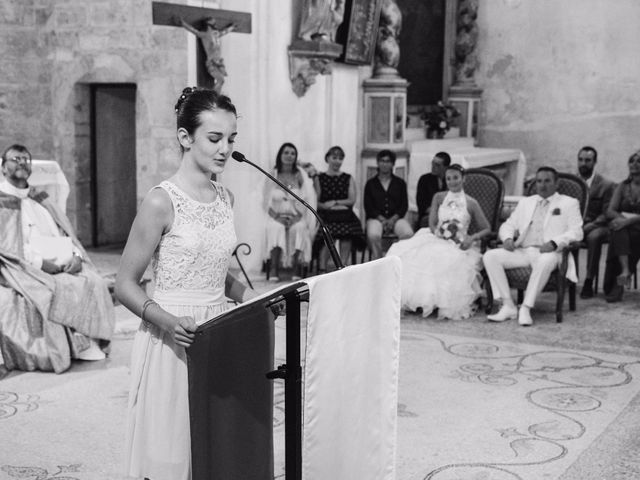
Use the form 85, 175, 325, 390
152, 1, 252, 90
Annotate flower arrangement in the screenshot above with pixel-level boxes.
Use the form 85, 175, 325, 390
438, 219, 463, 244
422, 101, 461, 138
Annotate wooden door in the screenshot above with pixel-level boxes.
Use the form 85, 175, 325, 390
92, 84, 137, 246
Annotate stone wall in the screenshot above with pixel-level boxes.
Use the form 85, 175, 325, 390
1, 0, 365, 272
476, 0, 640, 181
1, 0, 188, 242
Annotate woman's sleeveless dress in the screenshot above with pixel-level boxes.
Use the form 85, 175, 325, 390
317, 172, 364, 238
386, 190, 483, 320
125, 180, 237, 480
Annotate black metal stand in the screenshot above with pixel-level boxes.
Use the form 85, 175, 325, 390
265, 286, 308, 480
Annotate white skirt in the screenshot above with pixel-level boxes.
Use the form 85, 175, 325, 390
387, 228, 483, 320
125, 289, 228, 480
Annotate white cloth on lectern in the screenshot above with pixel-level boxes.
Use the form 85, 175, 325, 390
303, 257, 401, 480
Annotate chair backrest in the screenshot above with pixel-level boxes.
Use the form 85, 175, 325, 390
463, 168, 505, 233
525, 172, 589, 217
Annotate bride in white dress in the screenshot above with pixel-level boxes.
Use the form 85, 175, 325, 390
387, 164, 491, 320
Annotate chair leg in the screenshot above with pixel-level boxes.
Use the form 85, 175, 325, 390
556, 274, 566, 323
481, 270, 494, 314
568, 282, 576, 311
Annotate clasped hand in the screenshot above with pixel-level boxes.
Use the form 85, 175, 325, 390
277, 213, 301, 227
42, 255, 83, 275
609, 217, 629, 231
173, 315, 197, 348
502, 238, 555, 253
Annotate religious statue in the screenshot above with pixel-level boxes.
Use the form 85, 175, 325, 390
373, 0, 402, 78
178, 17, 236, 92
298, 0, 345, 43
454, 0, 479, 85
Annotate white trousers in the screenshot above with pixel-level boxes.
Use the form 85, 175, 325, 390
483, 247, 561, 308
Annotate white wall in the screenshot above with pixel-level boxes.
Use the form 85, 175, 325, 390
220, 0, 363, 273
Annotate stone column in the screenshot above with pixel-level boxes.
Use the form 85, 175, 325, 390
449, 0, 482, 139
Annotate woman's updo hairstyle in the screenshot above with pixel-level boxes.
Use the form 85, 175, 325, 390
324, 145, 345, 162
174, 87, 237, 137
445, 163, 465, 176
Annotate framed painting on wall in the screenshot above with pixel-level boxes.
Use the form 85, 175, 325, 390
336, 0, 383, 65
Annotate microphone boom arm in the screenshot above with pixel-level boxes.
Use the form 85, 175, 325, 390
232, 152, 344, 271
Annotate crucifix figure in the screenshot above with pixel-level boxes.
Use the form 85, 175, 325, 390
152, 1, 251, 91
178, 17, 236, 92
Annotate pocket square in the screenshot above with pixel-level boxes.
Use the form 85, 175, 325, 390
552, 208, 561, 215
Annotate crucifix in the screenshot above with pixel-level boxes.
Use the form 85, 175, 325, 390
152, 1, 252, 92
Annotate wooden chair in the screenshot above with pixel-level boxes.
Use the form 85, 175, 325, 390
487, 173, 588, 322
462, 168, 505, 312
463, 168, 505, 246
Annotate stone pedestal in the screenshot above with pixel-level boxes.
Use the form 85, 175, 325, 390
360, 76, 409, 209
448, 85, 482, 139
363, 76, 408, 148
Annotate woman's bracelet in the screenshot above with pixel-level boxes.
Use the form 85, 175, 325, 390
141, 299, 157, 322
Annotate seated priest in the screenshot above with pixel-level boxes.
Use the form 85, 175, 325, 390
0, 144, 115, 373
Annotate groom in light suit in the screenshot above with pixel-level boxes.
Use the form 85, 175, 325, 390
483, 167, 584, 326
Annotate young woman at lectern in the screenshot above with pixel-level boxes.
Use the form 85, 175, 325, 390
115, 87, 257, 480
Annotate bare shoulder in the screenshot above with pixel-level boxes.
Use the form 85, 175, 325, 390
138, 187, 173, 228
433, 191, 447, 203
465, 194, 480, 207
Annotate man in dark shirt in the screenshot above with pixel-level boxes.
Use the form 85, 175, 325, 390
415, 151, 451, 228
364, 149, 413, 259
577, 146, 616, 298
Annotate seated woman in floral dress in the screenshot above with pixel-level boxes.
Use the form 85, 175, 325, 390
264, 142, 316, 280
313, 146, 364, 270
386, 164, 491, 319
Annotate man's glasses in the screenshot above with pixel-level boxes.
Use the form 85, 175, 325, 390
7, 155, 31, 164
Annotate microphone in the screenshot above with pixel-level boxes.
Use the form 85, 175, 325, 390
231, 151, 344, 271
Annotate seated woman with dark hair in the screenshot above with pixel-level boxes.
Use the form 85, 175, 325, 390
603, 149, 640, 302
263, 142, 316, 280
386, 164, 491, 319
313, 146, 364, 271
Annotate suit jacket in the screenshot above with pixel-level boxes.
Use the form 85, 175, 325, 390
499, 192, 584, 281
585, 173, 616, 226
416, 173, 446, 223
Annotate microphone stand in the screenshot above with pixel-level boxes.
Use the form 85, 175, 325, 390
232, 152, 344, 271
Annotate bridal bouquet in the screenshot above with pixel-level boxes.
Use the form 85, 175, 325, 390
438, 219, 463, 244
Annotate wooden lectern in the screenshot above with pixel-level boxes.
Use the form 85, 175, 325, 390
187, 258, 401, 480
187, 281, 307, 480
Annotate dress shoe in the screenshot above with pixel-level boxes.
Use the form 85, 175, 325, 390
580, 280, 594, 299
518, 306, 533, 326
605, 284, 623, 303
75, 339, 106, 361
487, 304, 518, 322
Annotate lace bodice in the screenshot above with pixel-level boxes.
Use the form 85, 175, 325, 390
151, 181, 236, 292
437, 191, 471, 240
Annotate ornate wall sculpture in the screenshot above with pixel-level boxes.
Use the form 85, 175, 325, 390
453, 0, 479, 86
373, 0, 402, 78
298, 0, 346, 42
288, 0, 346, 97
